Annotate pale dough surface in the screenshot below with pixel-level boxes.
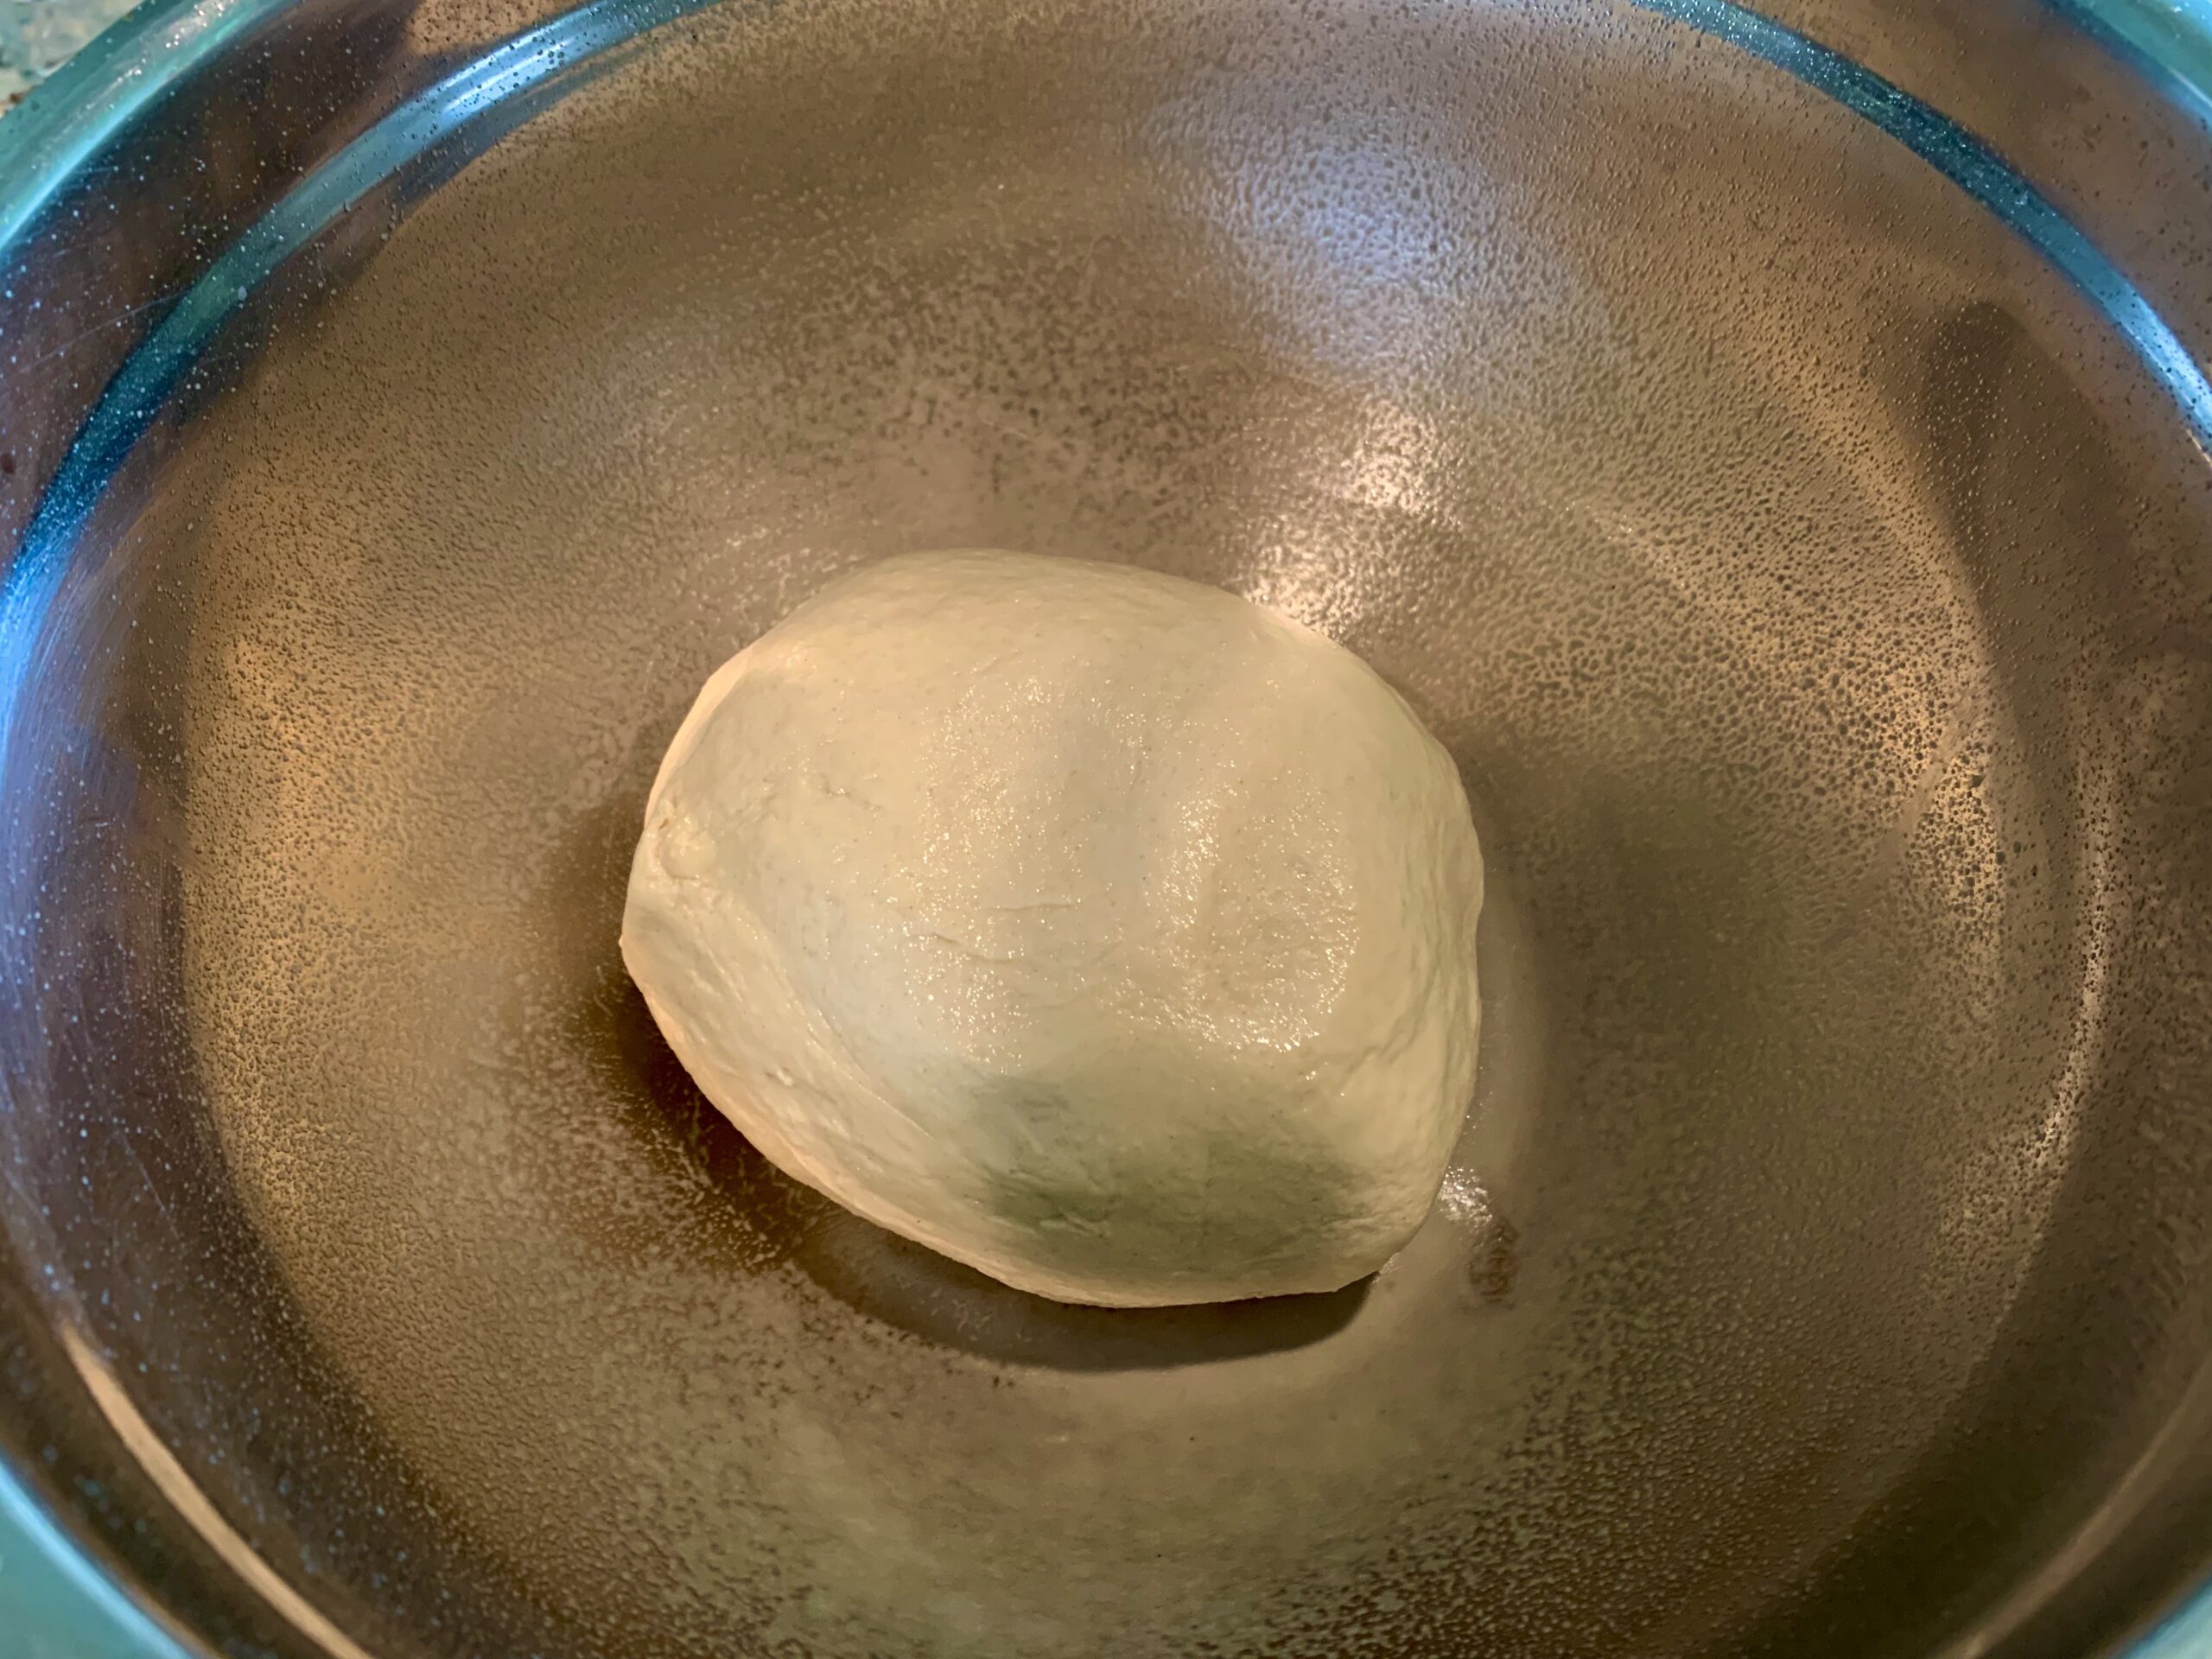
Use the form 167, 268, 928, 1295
621, 550, 1484, 1306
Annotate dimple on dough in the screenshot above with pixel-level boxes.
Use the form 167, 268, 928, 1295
620, 550, 1484, 1307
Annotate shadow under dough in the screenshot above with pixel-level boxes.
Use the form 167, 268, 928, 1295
587, 974, 1373, 1372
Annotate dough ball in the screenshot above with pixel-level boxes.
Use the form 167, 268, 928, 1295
621, 550, 1484, 1306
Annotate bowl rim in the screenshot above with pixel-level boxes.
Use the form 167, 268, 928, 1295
1, 0, 2209, 1655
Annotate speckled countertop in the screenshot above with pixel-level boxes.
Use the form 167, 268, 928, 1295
1, 0, 137, 104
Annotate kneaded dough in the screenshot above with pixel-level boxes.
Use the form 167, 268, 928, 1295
621, 551, 1484, 1306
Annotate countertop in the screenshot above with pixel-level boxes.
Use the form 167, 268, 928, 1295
1, 0, 137, 104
